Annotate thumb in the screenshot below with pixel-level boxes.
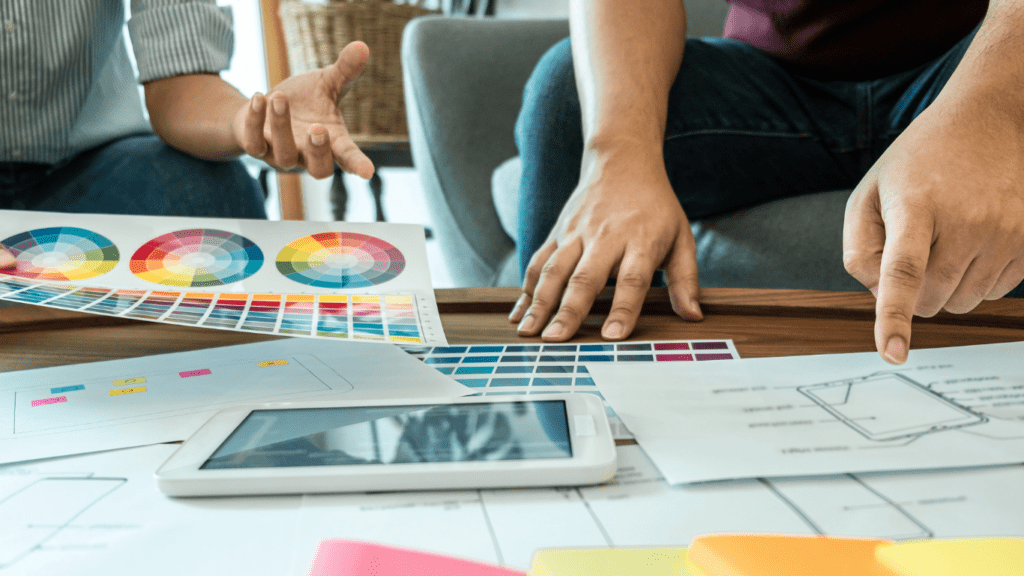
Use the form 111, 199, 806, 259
328, 41, 370, 97
842, 176, 885, 296
0, 246, 15, 269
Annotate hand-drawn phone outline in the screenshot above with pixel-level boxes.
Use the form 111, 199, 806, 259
797, 372, 988, 441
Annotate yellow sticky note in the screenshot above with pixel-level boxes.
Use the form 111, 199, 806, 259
257, 360, 289, 367
530, 548, 691, 576
113, 377, 147, 387
876, 539, 1024, 576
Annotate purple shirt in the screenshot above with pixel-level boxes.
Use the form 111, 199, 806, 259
723, 0, 988, 80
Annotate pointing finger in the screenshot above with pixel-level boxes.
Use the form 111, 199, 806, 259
874, 214, 934, 364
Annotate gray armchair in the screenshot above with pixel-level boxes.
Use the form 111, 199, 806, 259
401, 7, 864, 291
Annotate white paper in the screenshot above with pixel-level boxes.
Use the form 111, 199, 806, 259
0, 338, 471, 465
0, 445, 304, 576
589, 341, 1024, 484
289, 445, 1024, 572
404, 339, 740, 439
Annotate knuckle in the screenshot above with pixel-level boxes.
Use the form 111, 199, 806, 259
884, 254, 927, 288
554, 303, 587, 324
879, 302, 915, 325
615, 270, 650, 291
608, 301, 640, 319
565, 269, 603, 293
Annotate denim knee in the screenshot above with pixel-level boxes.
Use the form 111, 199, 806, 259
515, 37, 581, 159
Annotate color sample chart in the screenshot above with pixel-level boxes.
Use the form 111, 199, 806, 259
0, 227, 119, 281
404, 340, 739, 438
276, 232, 406, 288
129, 229, 264, 287
0, 276, 444, 345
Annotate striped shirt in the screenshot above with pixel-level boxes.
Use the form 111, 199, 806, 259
0, 0, 235, 165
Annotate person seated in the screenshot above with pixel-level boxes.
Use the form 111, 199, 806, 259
508, 0, 1024, 365
0, 0, 374, 268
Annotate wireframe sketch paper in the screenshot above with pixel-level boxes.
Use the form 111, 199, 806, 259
0, 338, 471, 465
0, 210, 446, 344
588, 341, 1024, 484
2, 444, 1019, 575
288, 445, 1024, 572
0, 445, 304, 576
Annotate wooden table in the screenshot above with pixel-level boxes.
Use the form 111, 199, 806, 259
3, 287, 1024, 374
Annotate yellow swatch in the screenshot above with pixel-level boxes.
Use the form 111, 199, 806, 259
109, 387, 146, 396
258, 360, 289, 367
112, 377, 147, 387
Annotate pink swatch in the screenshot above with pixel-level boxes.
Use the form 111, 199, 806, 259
308, 540, 526, 576
179, 368, 212, 378
656, 354, 694, 362
31, 396, 67, 407
654, 342, 691, 350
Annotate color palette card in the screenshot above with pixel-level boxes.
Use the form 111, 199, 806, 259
0, 210, 446, 345
403, 340, 740, 438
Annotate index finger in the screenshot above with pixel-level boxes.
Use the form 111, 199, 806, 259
874, 215, 934, 364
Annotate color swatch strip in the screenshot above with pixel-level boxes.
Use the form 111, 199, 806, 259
0, 276, 436, 345
404, 340, 739, 439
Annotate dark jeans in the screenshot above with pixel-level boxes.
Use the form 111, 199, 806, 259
0, 134, 267, 219
514, 30, 988, 286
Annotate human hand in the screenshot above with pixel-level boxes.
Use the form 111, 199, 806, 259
843, 99, 1024, 364
233, 41, 375, 180
509, 154, 703, 342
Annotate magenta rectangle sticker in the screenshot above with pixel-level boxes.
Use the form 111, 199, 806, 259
31, 396, 68, 407
179, 369, 212, 378
655, 354, 694, 362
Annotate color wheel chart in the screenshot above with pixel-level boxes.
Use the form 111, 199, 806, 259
0, 211, 447, 345
0, 276, 441, 344
276, 232, 405, 288
404, 340, 740, 438
130, 229, 263, 287
0, 227, 119, 281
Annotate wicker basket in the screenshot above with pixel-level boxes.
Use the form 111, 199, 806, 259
278, 0, 437, 138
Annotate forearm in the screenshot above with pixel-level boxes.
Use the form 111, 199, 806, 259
144, 73, 248, 161
569, 0, 686, 160
936, 0, 1024, 128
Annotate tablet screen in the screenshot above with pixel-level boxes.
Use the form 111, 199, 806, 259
201, 400, 572, 469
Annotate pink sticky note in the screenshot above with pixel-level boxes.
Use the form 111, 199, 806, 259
31, 396, 67, 407
179, 369, 212, 378
308, 540, 526, 576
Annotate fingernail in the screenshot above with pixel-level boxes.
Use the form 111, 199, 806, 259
542, 321, 565, 340
517, 316, 536, 334
272, 98, 286, 115
603, 321, 623, 340
311, 132, 327, 146
686, 299, 703, 320
883, 336, 908, 364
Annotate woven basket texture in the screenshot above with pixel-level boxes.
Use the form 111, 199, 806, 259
279, 0, 437, 137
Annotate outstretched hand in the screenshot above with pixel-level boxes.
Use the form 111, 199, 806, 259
509, 154, 703, 342
233, 41, 375, 180
843, 98, 1024, 364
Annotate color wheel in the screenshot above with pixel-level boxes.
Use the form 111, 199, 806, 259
130, 229, 263, 287
276, 232, 406, 288
0, 227, 119, 281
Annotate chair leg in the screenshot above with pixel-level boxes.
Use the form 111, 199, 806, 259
330, 167, 348, 221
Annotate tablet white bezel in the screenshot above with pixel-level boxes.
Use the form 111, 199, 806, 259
155, 393, 616, 497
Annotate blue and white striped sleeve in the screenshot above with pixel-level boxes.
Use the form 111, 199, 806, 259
127, 0, 235, 83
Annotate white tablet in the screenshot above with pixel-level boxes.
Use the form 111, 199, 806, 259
155, 393, 617, 497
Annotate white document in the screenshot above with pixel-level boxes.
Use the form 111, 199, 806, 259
0, 445, 304, 576
3, 444, 1020, 575
0, 338, 471, 465
289, 445, 1024, 572
588, 341, 1024, 484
